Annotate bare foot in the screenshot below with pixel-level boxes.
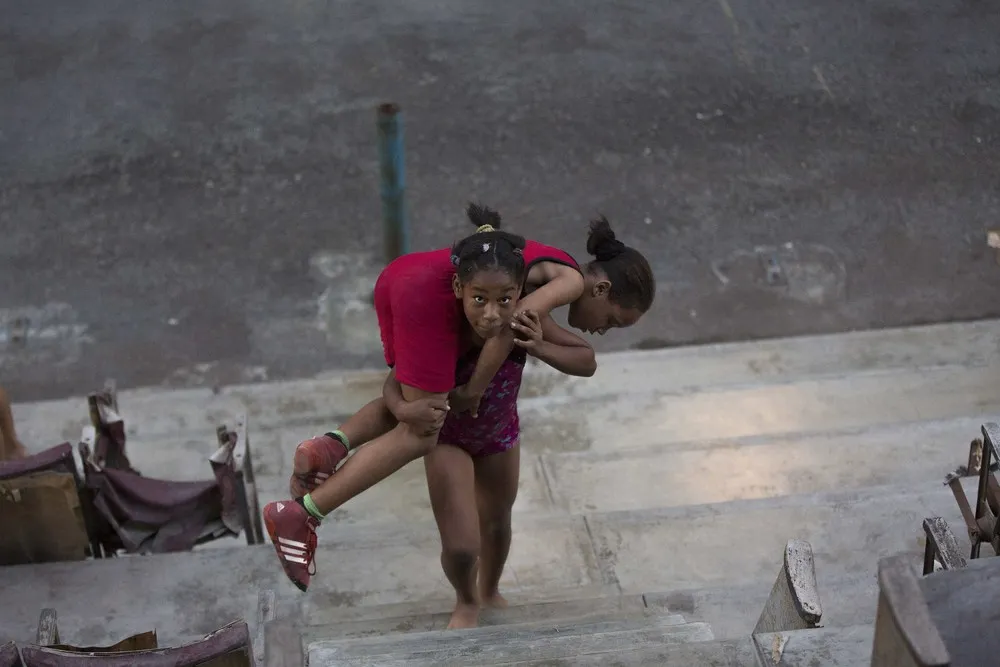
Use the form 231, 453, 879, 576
447, 602, 480, 629
480, 591, 508, 609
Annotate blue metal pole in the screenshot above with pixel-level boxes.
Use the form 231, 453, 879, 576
376, 103, 409, 263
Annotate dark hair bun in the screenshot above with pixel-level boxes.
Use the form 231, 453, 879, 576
466, 203, 503, 230
586, 216, 627, 262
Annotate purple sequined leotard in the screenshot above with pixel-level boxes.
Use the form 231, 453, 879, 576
437, 346, 526, 458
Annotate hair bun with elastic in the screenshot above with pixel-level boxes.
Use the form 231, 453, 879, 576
466, 202, 503, 231
595, 239, 626, 261
587, 215, 627, 261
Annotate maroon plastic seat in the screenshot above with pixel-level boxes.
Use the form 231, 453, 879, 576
20, 620, 252, 667
0, 443, 76, 481
83, 462, 226, 553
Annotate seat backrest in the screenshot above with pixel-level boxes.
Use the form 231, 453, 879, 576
0, 443, 76, 482
0, 641, 23, 667
872, 554, 950, 667
753, 539, 822, 634
86, 383, 137, 474
210, 417, 263, 544
0, 444, 92, 565
20, 620, 253, 667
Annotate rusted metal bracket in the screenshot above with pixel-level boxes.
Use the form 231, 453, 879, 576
968, 438, 983, 476
947, 423, 1000, 559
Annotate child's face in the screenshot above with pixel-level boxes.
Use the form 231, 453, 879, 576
567, 282, 643, 335
453, 269, 521, 340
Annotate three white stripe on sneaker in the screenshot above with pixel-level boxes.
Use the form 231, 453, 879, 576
278, 536, 309, 565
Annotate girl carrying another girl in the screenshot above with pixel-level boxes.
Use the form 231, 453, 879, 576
264, 206, 656, 595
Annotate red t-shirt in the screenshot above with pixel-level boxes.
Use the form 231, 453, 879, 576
372, 241, 579, 393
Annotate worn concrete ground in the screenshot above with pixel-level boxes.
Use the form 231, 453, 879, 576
2, 0, 1000, 401
0, 320, 994, 646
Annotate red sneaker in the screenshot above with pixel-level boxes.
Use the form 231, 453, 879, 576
263, 500, 319, 592
290, 433, 348, 498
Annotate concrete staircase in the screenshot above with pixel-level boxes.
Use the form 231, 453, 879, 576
2, 319, 998, 665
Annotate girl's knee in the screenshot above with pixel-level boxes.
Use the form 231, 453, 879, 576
441, 545, 480, 570
395, 422, 440, 457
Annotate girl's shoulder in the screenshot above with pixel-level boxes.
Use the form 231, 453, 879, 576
522, 240, 579, 270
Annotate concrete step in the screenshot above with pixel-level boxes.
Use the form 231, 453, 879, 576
494, 638, 757, 666
644, 571, 880, 641
299, 590, 640, 641
552, 318, 1000, 402
246, 414, 980, 531
586, 480, 973, 595
11, 320, 999, 450
517, 361, 1000, 455
2, 477, 977, 647
0, 513, 607, 647
91, 357, 981, 493
753, 625, 873, 666
306, 614, 715, 666
539, 416, 976, 514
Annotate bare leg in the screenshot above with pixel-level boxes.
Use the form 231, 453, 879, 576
425, 444, 481, 629
336, 396, 398, 450
291, 397, 398, 492
307, 384, 445, 515
474, 443, 520, 607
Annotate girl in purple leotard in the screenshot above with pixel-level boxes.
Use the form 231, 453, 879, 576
380, 237, 601, 629
437, 345, 527, 458
383, 210, 656, 630
415, 310, 582, 630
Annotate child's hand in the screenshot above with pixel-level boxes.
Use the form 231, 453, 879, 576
398, 397, 450, 436
449, 384, 483, 418
511, 310, 543, 350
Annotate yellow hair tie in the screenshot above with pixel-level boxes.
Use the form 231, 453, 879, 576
476, 224, 495, 234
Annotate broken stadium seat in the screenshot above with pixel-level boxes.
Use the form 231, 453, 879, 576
34, 608, 158, 653
20, 620, 254, 667
80, 383, 263, 555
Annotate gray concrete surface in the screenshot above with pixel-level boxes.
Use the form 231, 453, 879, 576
754, 625, 873, 666
307, 614, 714, 666
300, 594, 645, 642
645, 573, 881, 642
2, 0, 1000, 401
0, 322, 992, 654
0, 515, 607, 645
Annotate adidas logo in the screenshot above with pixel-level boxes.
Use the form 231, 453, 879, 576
278, 537, 308, 565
